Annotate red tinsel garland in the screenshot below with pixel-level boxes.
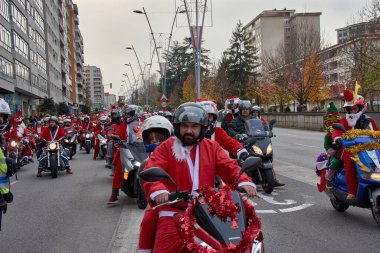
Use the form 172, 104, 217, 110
175, 185, 262, 253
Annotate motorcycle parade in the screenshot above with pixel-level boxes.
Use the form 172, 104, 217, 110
1, 0, 380, 252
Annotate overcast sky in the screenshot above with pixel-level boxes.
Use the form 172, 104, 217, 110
74, 0, 367, 97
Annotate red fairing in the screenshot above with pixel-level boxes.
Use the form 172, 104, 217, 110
143, 137, 253, 212
39, 126, 67, 141
214, 127, 242, 157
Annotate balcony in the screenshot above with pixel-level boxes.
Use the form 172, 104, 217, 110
73, 4, 79, 15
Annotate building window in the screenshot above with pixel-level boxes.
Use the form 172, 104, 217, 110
0, 56, 13, 78
37, 53, 46, 72
0, 24, 12, 52
13, 32, 29, 59
16, 0, 26, 10
35, 31, 45, 51
11, 4, 27, 35
15, 60, 30, 81
0, 0, 9, 21
34, 0, 43, 13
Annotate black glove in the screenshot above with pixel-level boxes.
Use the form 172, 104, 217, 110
0, 195, 7, 214
335, 138, 342, 145
5, 158, 15, 177
239, 152, 250, 161
3, 192, 13, 204
236, 134, 244, 142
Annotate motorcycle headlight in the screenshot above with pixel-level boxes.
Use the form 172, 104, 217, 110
266, 144, 273, 154
252, 145, 263, 155
64, 139, 69, 143
11, 141, 17, 147
134, 161, 141, 168
49, 143, 57, 150
362, 172, 380, 181
85, 134, 91, 138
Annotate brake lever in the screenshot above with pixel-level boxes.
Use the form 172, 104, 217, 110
152, 198, 183, 210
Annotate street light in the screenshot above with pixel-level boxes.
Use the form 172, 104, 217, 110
124, 63, 136, 83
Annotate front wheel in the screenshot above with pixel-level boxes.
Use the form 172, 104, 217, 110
371, 196, 380, 227
85, 141, 91, 154
50, 154, 58, 178
330, 198, 349, 212
136, 187, 148, 210
262, 169, 274, 194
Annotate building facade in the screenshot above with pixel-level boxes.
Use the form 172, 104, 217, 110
0, 0, 85, 116
104, 92, 116, 107
337, 19, 380, 44
244, 9, 321, 73
84, 65, 104, 110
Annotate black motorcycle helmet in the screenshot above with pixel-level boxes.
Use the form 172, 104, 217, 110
111, 109, 121, 123
173, 102, 209, 141
122, 106, 137, 123
239, 100, 252, 114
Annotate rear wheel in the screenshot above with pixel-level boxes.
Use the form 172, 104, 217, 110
50, 154, 58, 178
262, 169, 274, 194
330, 198, 349, 212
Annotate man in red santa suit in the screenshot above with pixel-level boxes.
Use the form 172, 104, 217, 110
333, 89, 378, 200
143, 102, 256, 253
93, 115, 108, 160
37, 116, 72, 177
196, 99, 249, 160
79, 115, 94, 149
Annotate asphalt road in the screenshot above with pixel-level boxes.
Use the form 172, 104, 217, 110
1, 128, 379, 253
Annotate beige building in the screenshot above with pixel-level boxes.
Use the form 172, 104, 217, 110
84, 65, 104, 110
244, 9, 321, 72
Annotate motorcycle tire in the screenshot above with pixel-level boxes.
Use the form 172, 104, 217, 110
85, 142, 91, 154
330, 198, 349, 212
136, 188, 148, 210
371, 199, 380, 227
262, 169, 275, 194
50, 154, 58, 178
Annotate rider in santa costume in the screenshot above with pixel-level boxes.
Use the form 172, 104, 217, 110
143, 102, 256, 253
332, 88, 378, 200
93, 115, 108, 160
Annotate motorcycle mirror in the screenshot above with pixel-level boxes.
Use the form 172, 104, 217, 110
332, 123, 346, 133
245, 137, 256, 147
269, 119, 276, 125
140, 167, 177, 188
241, 157, 262, 174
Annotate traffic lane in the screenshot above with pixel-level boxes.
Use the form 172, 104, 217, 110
273, 127, 325, 146
0, 152, 123, 253
255, 175, 380, 253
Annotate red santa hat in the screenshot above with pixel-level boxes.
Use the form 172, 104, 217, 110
343, 89, 355, 107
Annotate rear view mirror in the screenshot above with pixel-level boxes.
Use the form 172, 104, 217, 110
269, 119, 276, 125
140, 167, 177, 189
332, 123, 346, 133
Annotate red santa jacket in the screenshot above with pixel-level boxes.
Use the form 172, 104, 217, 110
332, 116, 378, 142
211, 127, 243, 157
115, 121, 139, 141
81, 121, 94, 132
143, 137, 254, 212
94, 123, 106, 135
39, 126, 67, 141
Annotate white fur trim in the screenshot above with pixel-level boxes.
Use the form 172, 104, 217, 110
238, 181, 256, 188
172, 137, 193, 162
138, 250, 152, 253
158, 211, 177, 217
150, 190, 170, 201
316, 160, 328, 170
237, 148, 248, 160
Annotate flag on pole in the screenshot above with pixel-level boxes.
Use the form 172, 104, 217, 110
354, 81, 361, 101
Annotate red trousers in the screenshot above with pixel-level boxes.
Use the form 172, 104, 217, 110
139, 209, 158, 250
93, 138, 100, 159
153, 216, 182, 253
342, 150, 358, 195
112, 149, 122, 189
21, 145, 32, 157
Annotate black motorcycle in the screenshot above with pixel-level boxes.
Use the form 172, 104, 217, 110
62, 129, 77, 160
140, 157, 264, 252
240, 118, 276, 194
112, 135, 149, 209
81, 131, 93, 154
38, 138, 67, 178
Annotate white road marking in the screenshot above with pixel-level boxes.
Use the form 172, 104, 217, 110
278, 203, 314, 213
257, 193, 297, 205
294, 143, 320, 149
256, 210, 278, 214
10, 181, 18, 185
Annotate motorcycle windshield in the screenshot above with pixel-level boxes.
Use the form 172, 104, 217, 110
127, 142, 149, 162
245, 119, 266, 137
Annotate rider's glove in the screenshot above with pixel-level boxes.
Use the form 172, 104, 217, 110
334, 138, 342, 145
237, 148, 250, 161
3, 192, 13, 204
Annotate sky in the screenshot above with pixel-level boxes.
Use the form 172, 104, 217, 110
74, 0, 368, 98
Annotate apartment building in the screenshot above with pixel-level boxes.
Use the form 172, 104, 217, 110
84, 65, 104, 110
244, 9, 321, 72
337, 19, 380, 44
104, 92, 116, 107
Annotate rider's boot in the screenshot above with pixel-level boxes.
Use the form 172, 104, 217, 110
37, 169, 42, 177
326, 170, 336, 189
66, 166, 73, 174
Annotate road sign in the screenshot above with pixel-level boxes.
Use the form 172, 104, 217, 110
160, 94, 168, 102
161, 101, 167, 108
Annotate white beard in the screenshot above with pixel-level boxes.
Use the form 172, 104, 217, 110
346, 111, 363, 128
172, 137, 193, 162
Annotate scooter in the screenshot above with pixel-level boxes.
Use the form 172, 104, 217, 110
140, 157, 264, 252
322, 123, 380, 227
112, 135, 149, 209
240, 118, 276, 194
97, 133, 108, 159
62, 129, 77, 160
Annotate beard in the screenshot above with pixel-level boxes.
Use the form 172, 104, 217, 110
180, 133, 198, 146
346, 111, 363, 128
